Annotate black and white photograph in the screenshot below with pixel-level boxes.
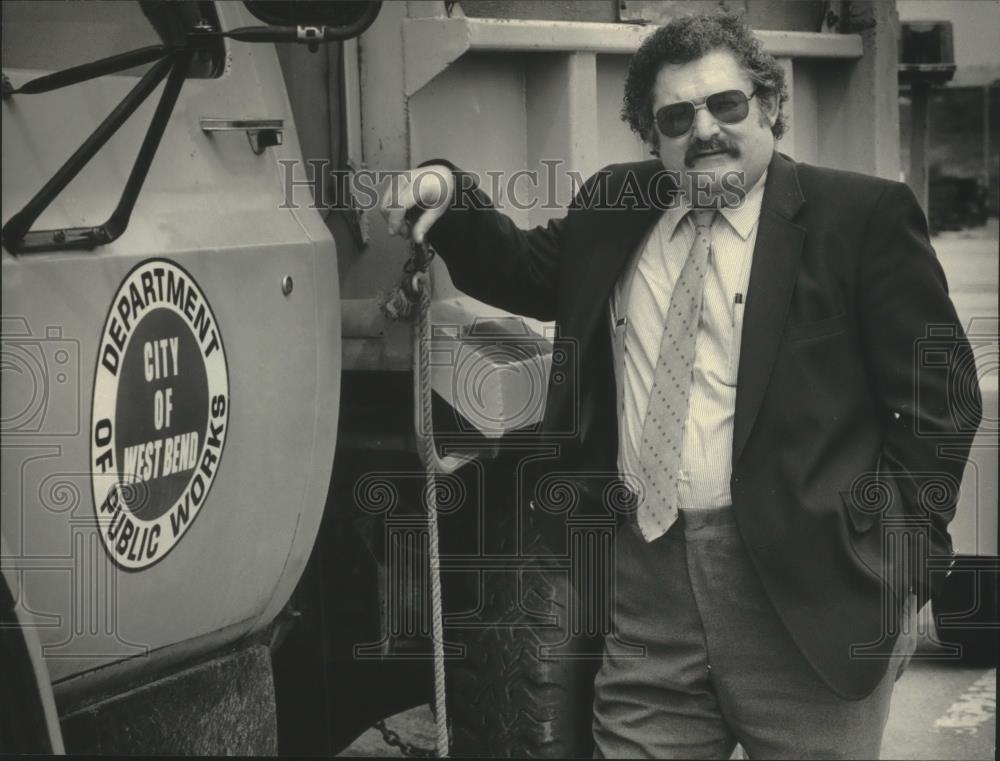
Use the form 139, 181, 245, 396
1, 1, 996, 758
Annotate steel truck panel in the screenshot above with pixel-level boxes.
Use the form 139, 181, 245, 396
2, 1, 339, 686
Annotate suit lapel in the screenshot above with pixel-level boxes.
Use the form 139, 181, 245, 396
544, 161, 666, 436
564, 160, 667, 348
731, 152, 806, 466
548, 155, 805, 465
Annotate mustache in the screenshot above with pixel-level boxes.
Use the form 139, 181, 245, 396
684, 139, 739, 168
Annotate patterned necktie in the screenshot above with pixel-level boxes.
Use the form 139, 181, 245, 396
636, 209, 715, 542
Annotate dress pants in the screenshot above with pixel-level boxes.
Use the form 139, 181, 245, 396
592, 506, 915, 759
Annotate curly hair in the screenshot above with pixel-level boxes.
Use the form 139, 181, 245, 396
622, 11, 788, 154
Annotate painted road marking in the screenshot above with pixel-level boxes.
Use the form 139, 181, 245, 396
933, 670, 997, 734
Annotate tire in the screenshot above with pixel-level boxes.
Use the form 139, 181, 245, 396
446, 510, 602, 758
0, 575, 60, 754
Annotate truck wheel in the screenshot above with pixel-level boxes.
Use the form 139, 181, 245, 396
446, 517, 602, 758
0, 577, 60, 754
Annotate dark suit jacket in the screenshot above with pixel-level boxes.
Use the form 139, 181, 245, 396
426, 151, 982, 699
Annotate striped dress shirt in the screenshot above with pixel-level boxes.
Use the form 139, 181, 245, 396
611, 174, 767, 510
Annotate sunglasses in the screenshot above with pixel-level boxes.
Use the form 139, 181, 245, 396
655, 89, 758, 138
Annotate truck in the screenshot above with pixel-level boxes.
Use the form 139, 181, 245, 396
3, 1, 996, 757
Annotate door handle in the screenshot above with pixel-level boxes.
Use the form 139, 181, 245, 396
200, 118, 283, 154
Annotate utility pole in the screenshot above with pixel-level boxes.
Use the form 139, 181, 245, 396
898, 20, 956, 216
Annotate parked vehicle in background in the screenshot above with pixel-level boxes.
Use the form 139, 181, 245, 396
929, 172, 989, 231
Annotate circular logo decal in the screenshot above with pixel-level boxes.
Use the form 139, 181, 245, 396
91, 259, 229, 570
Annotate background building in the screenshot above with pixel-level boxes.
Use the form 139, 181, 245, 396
898, 0, 1000, 226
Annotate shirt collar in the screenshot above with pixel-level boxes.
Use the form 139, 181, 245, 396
719, 170, 767, 240
661, 170, 769, 242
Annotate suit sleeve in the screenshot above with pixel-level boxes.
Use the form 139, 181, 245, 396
857, 182, 983, 559
424, 161, 608, 322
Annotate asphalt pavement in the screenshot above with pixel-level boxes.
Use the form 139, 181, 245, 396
933, 218, 999, 328
339, 654, 996, 759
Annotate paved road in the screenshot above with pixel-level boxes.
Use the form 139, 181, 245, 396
883, 654, 995, 760
340, 223, 999, 759
341, 658, 997, 758
933, 220, 999, 328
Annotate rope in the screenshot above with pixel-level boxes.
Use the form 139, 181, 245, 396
380, 241, 474, 757
412, 267, 450, 758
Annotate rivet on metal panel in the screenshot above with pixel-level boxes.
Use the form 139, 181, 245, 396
281, 276, 294, 296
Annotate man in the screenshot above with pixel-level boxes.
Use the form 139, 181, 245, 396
383, 12, 981, 759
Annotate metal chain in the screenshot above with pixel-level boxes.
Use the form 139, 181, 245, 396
403, 238, 435, 274
377, 240, 436, 322
373, 719, 435, 758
